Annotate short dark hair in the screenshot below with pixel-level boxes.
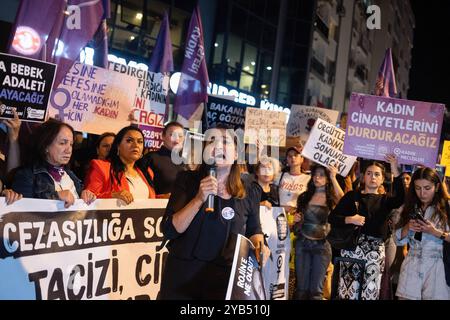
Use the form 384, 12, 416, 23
162, 121, 184, 136
96, 132, 116, 149
31, 118, 74, 165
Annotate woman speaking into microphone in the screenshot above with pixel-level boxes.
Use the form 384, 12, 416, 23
159, 125, 269, 300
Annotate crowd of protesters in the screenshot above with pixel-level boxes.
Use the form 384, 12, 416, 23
1, 115, 449, 301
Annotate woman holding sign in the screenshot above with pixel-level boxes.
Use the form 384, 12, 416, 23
159, 125, 269, 300
329, 155, 404, 300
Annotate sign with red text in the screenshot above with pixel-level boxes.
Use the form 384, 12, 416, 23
0, 198, 168, 300
344, 93, 445, 167
109, 62, 169, 150
48, 62, 138, 135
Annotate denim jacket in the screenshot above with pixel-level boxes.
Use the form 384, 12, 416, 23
12, 163, 83, 199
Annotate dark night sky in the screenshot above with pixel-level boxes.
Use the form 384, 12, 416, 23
409, 1, 450, 108
409, 0, 450, 140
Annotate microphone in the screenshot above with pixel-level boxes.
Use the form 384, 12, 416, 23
205, 164, 216, 213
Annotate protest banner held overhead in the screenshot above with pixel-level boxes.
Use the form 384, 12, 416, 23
286, 105, 339, 145
344, 93, 445, 167
0, 198, 168, 300
302, 118, 357, 177
0, 53, 56, 121
244, 107, 287, 147
48, 62, 138, 135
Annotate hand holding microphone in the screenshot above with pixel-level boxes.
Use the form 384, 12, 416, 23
206, 165, 217, 213
196, 166, 218, 212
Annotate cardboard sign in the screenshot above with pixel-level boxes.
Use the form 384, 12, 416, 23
48, 62, 139, 134
302, 118, 357, 177
244, 107, 287, 147
287, 105, 339, 144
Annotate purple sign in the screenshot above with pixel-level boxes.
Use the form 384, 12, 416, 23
344, 93, 445, 167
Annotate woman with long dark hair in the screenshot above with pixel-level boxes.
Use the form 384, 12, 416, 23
293, 164, 343, 299
329, 155, 404, 299
395, 167, 450, 300
85, 126, 155, 203
159, 126, 269, 299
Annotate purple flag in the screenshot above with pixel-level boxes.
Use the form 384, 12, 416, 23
92, 0, 110, 68
374, 48, 398, 98
148, 11, 174, 73
8, 0, 107, 88
173, 5, 209, 120
8, 0, 66, 60
92, 19, 109, 68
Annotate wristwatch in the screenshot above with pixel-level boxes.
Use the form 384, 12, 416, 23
440, 232, 448, 240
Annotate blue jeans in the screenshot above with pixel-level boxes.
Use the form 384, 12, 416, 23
295, 237, 332, 300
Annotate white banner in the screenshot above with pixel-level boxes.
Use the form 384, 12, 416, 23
0, 198, 168, 300
302, 118, 357, 177
259, 206, 290, 300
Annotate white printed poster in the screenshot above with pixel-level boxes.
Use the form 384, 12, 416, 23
259, 206, 290, 300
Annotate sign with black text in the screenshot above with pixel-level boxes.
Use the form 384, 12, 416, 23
0, 53, 56, 121
0, 198, 168, 300
302, 118, 357, 177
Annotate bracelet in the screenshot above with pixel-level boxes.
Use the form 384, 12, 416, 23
440, 232, 448, 240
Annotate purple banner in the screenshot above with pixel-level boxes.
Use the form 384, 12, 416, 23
344, 93, 445, 167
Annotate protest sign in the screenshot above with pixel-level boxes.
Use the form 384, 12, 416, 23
205, 95, 246, 129
259, 206, 290, 300
0, 53, 56, 121
287, 105, 339, 144
344, 93, 445, 167
302, 118, 357, 176
48, 62, 138, 135
109, 62, 169, 150
0, 198, 168, 300
226, 234, 266, 300
244, 107, 287, 147
440, 140, 450, 177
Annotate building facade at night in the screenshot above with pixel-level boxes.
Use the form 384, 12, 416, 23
0, 0, 415, 115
